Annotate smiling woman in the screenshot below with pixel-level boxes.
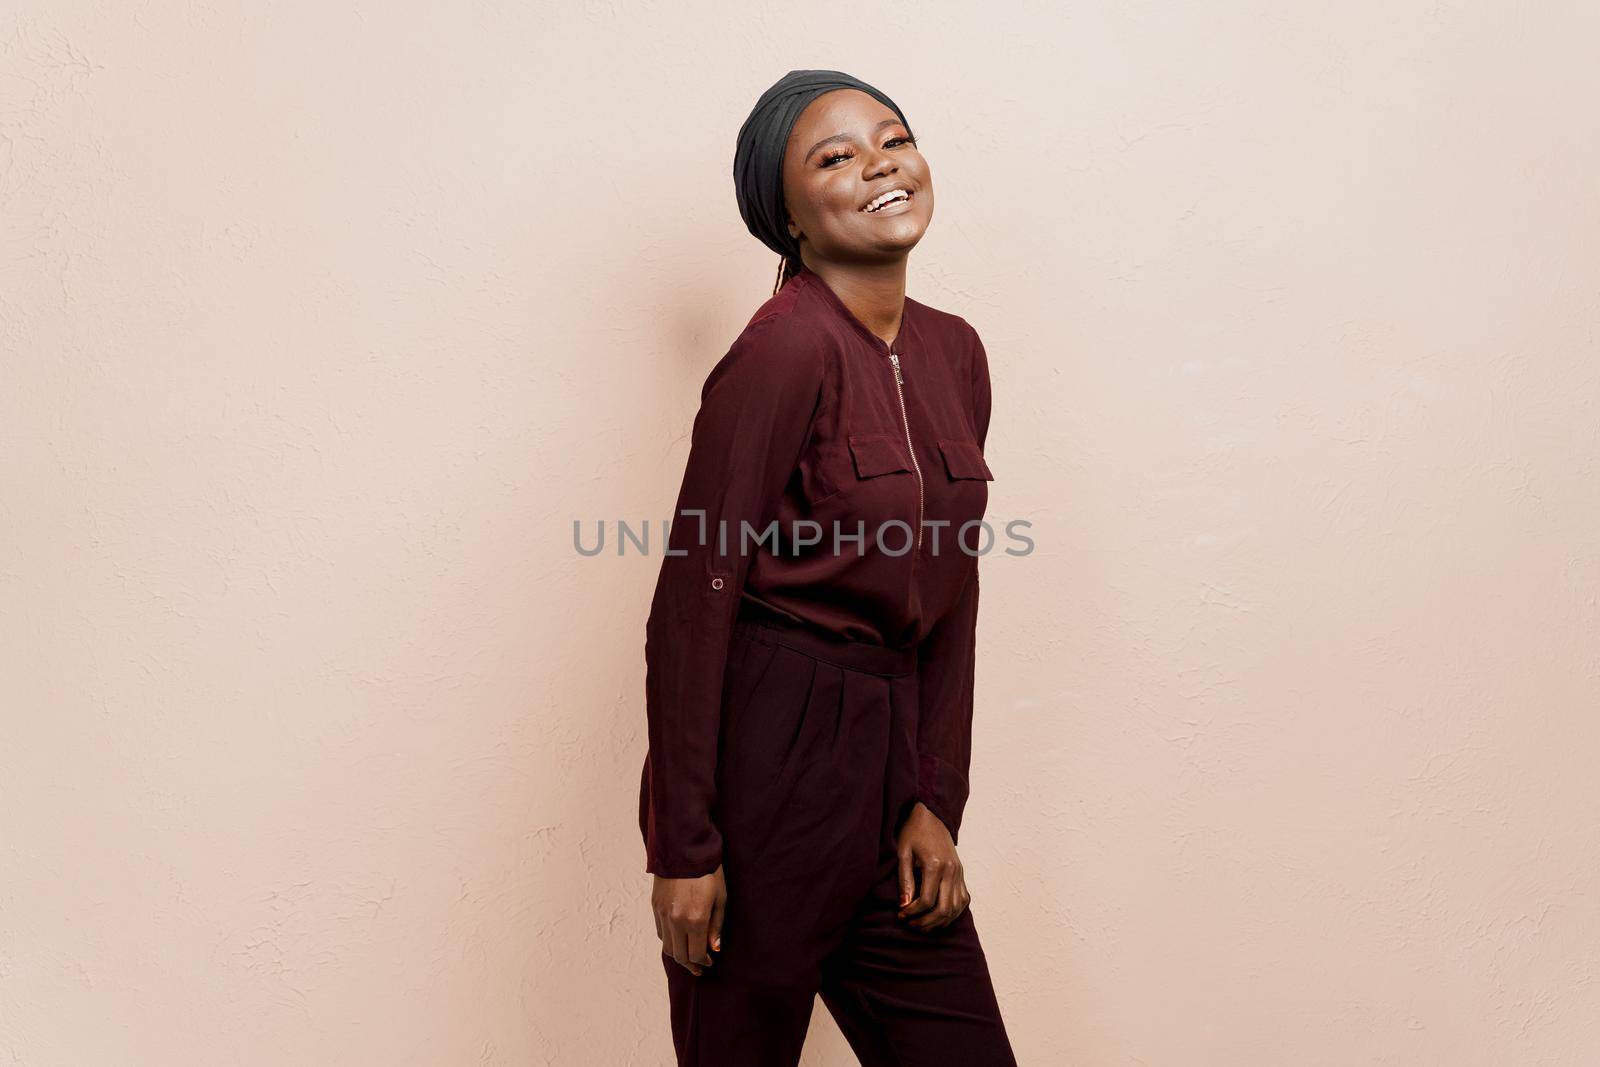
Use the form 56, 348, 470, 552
640, 69, 1016, 1067
732, 70, 935, 295
778, 91, 933, 294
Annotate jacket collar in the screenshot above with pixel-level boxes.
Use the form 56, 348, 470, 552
792, 263, 913, 355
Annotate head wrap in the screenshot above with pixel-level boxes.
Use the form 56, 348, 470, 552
733, 69, 914, 272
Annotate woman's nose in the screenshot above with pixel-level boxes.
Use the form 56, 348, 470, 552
862, 146, 898, 180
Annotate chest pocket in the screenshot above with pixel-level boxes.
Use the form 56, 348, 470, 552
936, 438, 994, 481
848, 433, 915, 478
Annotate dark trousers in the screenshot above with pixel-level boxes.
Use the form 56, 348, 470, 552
658, 606, 1018, 1066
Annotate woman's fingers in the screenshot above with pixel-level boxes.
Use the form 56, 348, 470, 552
668, 911, 716, 974
708, 882, 727, 953
686, 916, 714, 969
912, 865, 958, 930
671, 924, 702, 975
906, 856, 971, 930
897, 843, 917, 909
902, 852, 943, 918
657, 906, 707, 975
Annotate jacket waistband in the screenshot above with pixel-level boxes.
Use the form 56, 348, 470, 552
733, 600, 916, 678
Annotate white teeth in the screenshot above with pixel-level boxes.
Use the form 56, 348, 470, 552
864, 189, 910, 212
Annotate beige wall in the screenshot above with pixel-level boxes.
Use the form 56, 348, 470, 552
4, 1, 1597, 1063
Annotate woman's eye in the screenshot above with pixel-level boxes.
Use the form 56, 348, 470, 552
821, 135, 915, 167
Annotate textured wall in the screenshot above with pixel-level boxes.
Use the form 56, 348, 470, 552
3, 1, 1597, 1064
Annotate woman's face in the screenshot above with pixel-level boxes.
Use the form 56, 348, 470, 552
781, 88, 933, 268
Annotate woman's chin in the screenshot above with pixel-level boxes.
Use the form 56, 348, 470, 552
873, 228, 929, 257
842, 222, 929, 259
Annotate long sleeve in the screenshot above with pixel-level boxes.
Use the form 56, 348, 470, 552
640, 315, 826, 877
913, 328, 993, 844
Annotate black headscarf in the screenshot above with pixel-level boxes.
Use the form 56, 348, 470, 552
733, 69, 913, 284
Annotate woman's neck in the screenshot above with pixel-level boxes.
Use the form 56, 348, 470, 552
805, 258, 907, 348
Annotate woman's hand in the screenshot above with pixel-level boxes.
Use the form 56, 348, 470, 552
651, 864, 727, 975
895, 802, 970, 931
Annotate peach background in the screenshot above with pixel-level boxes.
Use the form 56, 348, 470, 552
4, 1, 1598, 1064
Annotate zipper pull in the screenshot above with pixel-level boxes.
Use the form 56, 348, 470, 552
889, 351, 903, 385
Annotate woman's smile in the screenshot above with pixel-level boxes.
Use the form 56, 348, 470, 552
861, 187, 916, 215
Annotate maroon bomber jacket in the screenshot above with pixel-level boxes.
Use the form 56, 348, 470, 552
638, 262, 995, 878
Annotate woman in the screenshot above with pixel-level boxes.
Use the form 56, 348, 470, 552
637, 69, 1016, 1065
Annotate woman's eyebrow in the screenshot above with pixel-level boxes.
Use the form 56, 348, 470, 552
803, 118, 904, 163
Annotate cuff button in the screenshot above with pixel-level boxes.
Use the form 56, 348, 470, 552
710, 577, 724, 590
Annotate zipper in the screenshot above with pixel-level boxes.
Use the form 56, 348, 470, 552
887, 349, 924, 555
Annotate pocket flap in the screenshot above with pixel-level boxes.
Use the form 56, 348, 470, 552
937, 439, 994, 480
848, 433, 914, 478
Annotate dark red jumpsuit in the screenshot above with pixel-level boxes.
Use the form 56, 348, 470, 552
638, 263, 1016, 1065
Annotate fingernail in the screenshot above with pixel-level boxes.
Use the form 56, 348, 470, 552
711, 936, 721, 950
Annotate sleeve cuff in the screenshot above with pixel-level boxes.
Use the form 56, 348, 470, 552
638, 753, 723, 878
916, 752, 971, 845
645, 854, 722, 879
